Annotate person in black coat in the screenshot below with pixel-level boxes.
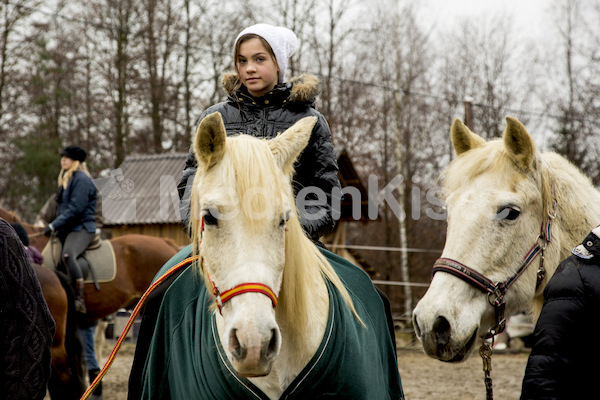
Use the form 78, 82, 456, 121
520, 225, 600, 400
177, 23, 341, 243
1, 218, 55, 400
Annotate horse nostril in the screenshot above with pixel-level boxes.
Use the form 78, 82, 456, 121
229, 329, 247, 361
432, 315, 451, 347
413, 314, 422, 338
264, 328, 279, 360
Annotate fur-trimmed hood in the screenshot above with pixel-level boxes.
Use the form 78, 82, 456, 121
221, 71, 320, 103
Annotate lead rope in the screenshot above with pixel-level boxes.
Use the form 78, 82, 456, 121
79, 255, 200, 400
480, 340, 494, 400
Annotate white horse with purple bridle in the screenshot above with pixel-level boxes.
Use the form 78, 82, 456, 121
413, 117, 600, 363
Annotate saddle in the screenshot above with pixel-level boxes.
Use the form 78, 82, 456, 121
42, 234, 117, 289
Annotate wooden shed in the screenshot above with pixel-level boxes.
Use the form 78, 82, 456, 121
100, 153, 190, 246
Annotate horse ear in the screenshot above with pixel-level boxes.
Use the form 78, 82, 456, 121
269, 116, 317, 173
451, 118, 486, 156
503, 116, 535, 170
194, 112, 226, 170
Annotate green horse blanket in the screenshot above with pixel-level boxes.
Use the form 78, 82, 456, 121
129, 245, 404, 399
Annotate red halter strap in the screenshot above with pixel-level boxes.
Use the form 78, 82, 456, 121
210, 279, 278, 312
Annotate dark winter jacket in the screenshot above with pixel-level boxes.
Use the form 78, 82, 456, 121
51, 170, 97, 234
177, 73, 341, 241
520, 227, 600, 400
0, 218, 55, 400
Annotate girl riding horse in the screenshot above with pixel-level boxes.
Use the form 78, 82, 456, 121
44, 145, 97, 314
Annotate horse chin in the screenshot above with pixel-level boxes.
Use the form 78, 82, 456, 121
233, 361, 273, 378
439, 328, 478, 363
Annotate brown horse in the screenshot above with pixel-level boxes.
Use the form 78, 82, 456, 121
0, 206, 179, 319
0, 206, 179, 398
0, 207, 49, 251
35, 262, 87, 399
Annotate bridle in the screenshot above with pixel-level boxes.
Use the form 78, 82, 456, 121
430, 180, 557, 400
431, 237, 547, 339
198, 217, 280, 314
209, 280, 278, 313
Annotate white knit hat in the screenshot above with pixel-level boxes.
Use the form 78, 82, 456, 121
235, 23, 298, 83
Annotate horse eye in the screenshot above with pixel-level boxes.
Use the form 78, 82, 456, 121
495, 205, 521, 221
203, 208, 219, 226
280, 210, 291, 227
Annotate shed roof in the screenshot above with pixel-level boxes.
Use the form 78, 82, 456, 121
101, 148, 370, 226
100, 153, 187, 225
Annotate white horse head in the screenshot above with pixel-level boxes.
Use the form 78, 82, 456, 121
189, 112, 358, 396
412, 116, 600, 362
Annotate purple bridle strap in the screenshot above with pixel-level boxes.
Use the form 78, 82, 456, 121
431, 241, 543, 336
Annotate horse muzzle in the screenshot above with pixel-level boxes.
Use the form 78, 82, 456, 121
413, 311, 479, 362
228, 325, 281, 377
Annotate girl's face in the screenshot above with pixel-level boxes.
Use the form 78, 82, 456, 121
61, 156, 74, 171
236, 38, 279, 97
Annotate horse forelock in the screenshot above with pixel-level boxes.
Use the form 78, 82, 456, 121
442, 140, 529, 197
443, 138, 561, 218
190, 135, 290, 241
227, 135, 289, 226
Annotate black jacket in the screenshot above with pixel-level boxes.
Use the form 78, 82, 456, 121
0, 218, 55, 400
520, 228, 600, 400
177, 73, 341, 241
51, 170, 97, 234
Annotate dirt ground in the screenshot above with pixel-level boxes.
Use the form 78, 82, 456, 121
92, 339, 529, 400
397, 347, 529, 400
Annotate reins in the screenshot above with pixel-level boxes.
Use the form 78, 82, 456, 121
431, 174, 557, 400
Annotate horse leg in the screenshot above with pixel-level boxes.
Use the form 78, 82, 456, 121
95, 319, 108, 362
33, 264, 73, 397
47, 271, 85, 400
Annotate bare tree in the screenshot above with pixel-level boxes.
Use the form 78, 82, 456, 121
4, 2, 88, 218
547, 0, 600, 183
263, 0, 318, 78
80, 0, 139, 168
0, 0, 43, 136
432, 10, 531, 138
137, 0, 183, 153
